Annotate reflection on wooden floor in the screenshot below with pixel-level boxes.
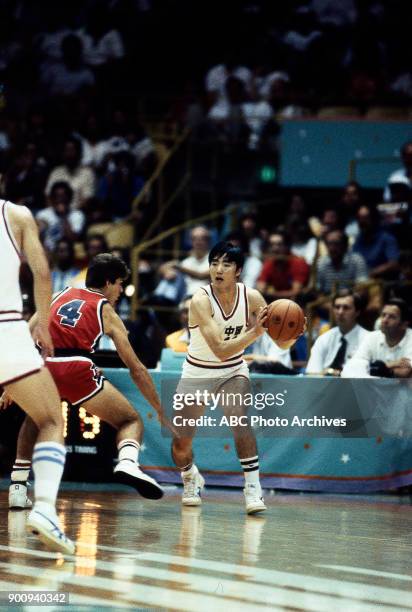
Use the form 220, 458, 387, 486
0, 485, 412, 611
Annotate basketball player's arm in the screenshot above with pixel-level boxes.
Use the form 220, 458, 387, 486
190, 292, 268, 360
102, 304, 177, 433
10, 205, 54, 357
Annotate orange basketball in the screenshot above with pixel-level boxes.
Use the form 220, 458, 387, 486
266, 299, 305, 343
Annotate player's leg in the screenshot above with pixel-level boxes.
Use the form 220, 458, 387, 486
217, 375, 266, 514
171, 402, 205, 506
9, 415, 37, 509
82, 380, 163, 499
5, 368, 75, 554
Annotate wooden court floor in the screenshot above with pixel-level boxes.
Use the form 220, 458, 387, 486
0, 484, 411, 611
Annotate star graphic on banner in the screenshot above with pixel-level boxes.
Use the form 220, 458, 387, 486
340, 453, 350, 464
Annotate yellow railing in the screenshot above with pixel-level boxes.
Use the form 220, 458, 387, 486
130, 198, 279, 318
130, 127, 191, 223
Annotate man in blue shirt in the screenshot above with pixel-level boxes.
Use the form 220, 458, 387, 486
353, 205, 399, 279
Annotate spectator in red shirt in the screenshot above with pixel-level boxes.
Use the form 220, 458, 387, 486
257, 231, 309, 299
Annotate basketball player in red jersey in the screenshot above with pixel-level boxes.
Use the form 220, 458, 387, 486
0, 200, 74, 555
7, 253, 170, 502
172, 242, 300, 514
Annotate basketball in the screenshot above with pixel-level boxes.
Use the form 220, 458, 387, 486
266, 299, 305, 343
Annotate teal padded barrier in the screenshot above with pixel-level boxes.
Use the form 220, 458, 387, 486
104, 369, 412, 492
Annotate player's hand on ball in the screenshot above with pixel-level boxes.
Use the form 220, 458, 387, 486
254, 306, 268, 336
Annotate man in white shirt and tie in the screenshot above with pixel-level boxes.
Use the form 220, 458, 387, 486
306, 290, 369, 376
342, 298, 412, 378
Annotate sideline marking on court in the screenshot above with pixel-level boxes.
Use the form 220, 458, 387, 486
317, 564, 412, 582
0, 562, 268, 612
0, 547, 411, 610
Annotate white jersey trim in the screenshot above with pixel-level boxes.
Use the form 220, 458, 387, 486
210, 284, 240, 320
2, 201, 21, 258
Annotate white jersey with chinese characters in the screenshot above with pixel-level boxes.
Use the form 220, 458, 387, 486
182, 283, 249, 379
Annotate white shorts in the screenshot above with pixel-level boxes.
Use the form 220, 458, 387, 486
177, 361, 250, 400
181, 359, 250, 380
0, 321, 44, 386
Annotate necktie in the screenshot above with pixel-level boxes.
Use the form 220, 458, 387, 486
329, 336, 347, 371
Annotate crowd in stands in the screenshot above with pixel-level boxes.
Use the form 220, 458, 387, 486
2, 0, 412, 377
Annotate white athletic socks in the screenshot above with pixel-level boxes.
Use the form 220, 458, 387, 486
32, 442, 66, 511
118, 439, 140, 464
181, 463, 195, 477
240, 455, 260, 486
11, 459, 31, 484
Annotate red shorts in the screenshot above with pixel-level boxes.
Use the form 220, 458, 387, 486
45, 356, 105, 406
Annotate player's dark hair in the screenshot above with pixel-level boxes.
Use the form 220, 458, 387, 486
86, 253, 130, 288
384, 298, 410, 322
332, 289, 363, 312
208, 241, 244, 270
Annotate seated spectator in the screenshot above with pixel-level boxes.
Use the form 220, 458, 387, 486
96, 151, 144, 219
40, 33, 95, 97
5, 141, 48, 210
72, 233, 109, 288
245, 333, 296, 375
352, 204, 399, 279
50, 238, 80, 293
225, 232, 262, 288
306, 289, 369, 376
153, 226, 211, 306
316, 229, 368, 295
342, 298, 412, 378
257, 231, 309, 300
286, 215, 317, 265
239, 213, 264, 258
76, 7, 125, 69
45, 136, 96, 209
383, 141, 412, 202
338, 181, 363, 242
165, 296, 192, 352
205, 53, 253, 108
176, 225, 211, 294
208, 76, 251, 147
36, 181, 85, 252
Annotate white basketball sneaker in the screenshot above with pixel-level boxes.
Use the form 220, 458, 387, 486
244, 483, 267, 514
9, 483, 32, 510
114, 461, 164, 499
181, 466, 205, 506
26, 507, 75, 555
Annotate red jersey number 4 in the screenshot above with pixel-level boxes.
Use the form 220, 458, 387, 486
57, 299, 85, 328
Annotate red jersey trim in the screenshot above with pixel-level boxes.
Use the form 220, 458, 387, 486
2, 201, 21, 259
210, 284, 240, 320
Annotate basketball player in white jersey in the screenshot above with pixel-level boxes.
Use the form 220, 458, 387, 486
172, 241, 297, 514
0, 200, 74, 554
